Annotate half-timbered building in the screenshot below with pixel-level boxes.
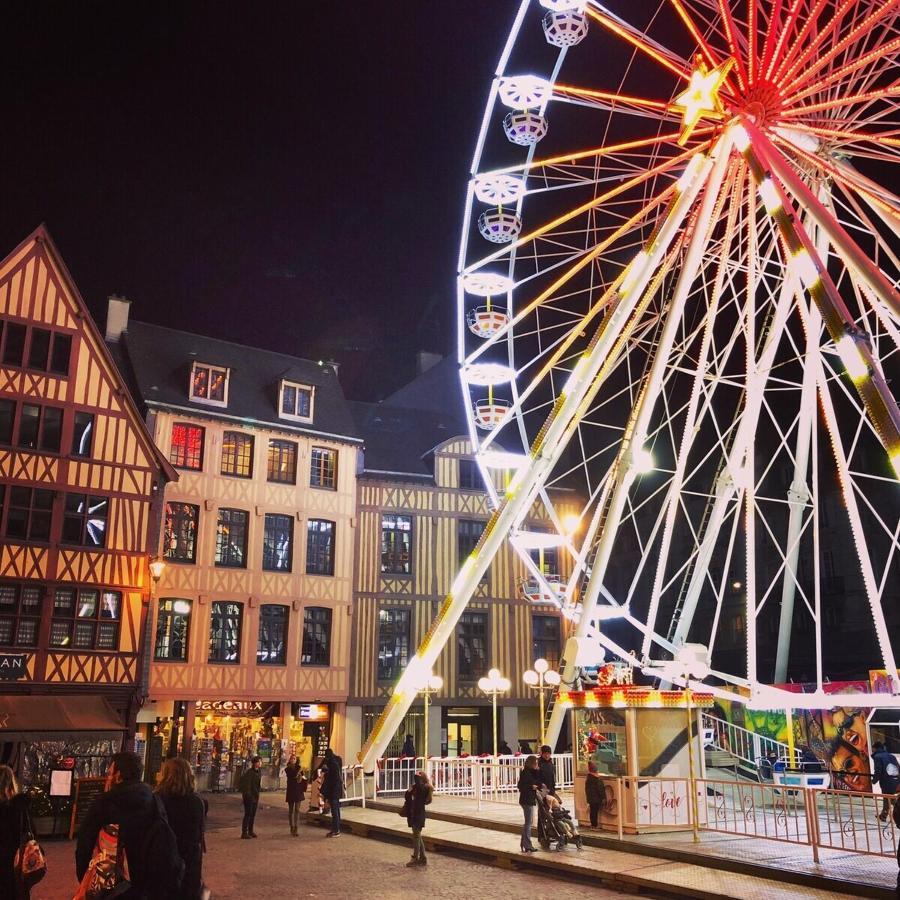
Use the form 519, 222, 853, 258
347, 355, 577, 758
0, 228, 176, 786
109, 304, 361, 785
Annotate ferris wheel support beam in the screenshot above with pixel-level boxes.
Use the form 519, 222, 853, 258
773, 209, 827, 685
358, 152, 715, 770
544, 138, 733, 748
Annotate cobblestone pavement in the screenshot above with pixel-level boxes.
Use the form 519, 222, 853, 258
34, 793, 658, 899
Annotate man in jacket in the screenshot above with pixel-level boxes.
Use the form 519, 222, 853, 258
321, 748, 343, 837
76, 752, 176, 899
239, 756, 262, 839
538, 745, 558, 798
872, 742, 900, 820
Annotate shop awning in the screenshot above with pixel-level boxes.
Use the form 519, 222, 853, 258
0, 695, 125, 742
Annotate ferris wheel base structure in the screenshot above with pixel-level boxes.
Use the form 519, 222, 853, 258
357, 0, 900, 770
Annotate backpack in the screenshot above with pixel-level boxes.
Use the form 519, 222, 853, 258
73, 823, 131, 899
142, 795, 185, 897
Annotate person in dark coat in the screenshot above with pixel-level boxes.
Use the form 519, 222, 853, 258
585, 761, 604, 827
403, 771, 433, 867
76, 752, 168, 900
400, 735, 416, 758
873, 742, 900, 820
0, 765, 32, 900
156, 757, 207, 900
517, 755, 542, 853
283, 756, 307, 836
321, 748, 343, 837
498, 740, 513, 756
238, 757, 262, 839
538, 745, 558, 797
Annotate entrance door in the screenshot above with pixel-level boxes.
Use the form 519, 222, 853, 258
447, 722, 475, 757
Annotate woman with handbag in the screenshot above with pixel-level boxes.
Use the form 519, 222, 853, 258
283, 755, 307, 836
0, 764, 44, 899
156, 758, 207, 899
401, 770, 433, 868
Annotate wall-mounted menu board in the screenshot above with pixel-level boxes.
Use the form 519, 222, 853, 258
69, 777, 106, 839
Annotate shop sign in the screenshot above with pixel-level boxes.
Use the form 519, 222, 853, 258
195, 700, 278, 718
292, 703, 329, 722
0, 653, 27, 681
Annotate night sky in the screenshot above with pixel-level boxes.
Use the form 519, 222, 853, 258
1, 2, 515, 399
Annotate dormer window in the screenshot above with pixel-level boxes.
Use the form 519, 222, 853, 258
279, 380, 314, 423
190, 362, 229, 407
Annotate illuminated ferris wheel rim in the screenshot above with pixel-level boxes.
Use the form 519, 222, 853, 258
455, 0, 900, 671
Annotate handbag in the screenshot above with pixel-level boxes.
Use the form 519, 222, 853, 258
399, 794, 411, 818
14, 805, 47, 889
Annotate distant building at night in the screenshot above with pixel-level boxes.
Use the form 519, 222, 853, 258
345, 355, 577, 758
0, 228, 175, 786
109, 306, 361, 786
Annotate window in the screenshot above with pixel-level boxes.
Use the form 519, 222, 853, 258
163, 503, 199, 563
154, 598, 191, 661
27, 329, 51, 370
209, 601, 242, 663
62, 494, 108, 547
1, 322, 26, 367
215, 508, 249, 568
381, 514, 412, 575
267, 439, 297, 484
457, 519, 485, 567
169, 423, 205, 470
263, 513, 293, 572
306, 519, 335, 576
377, 608, 410, 681
529, 527, 559, 575
190, 362, 229, 406
279, 380, 313, 422
310, 447, 337, 490
6, 487, 53, 541
457, 611, 488, 680
301, 607, 331, 666
458, 459, 481, 491
71, 412, 94, 457
532, 615, 561, 669
257, 604, 288, 665
221, 431, 254, 478
0, 583, 42, 647
0, 399, 14, 445
50, 586, 120, 650
50, 334, 72, 375
17, 404, 63, 453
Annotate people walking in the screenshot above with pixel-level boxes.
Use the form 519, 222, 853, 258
284, 756, 308, 836
873, 742, 900, 821
585, 761, 603, 827
0, 764, 34, 899
403, 770, 433, 867
156, 757, 207, 900
517, 755, 542, 853
239, 757, 262, 839
538, 744, 558, 797
321, 748, 344, 837
76, 751, 183, 899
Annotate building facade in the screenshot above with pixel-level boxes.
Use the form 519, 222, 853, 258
110, 308, 361, 786
0, 228, 175, 787
347, 358, 576, 759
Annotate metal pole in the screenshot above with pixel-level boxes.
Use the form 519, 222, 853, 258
686, 688, 699, 842
538, 675, 546, 748
492, 690, 498, 758
423, 689, 429, 769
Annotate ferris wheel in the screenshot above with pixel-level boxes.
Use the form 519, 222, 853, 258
360, 0, 900, 766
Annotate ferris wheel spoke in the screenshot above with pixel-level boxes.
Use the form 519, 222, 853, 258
668, 0, 725, 69
780, 82, 900, 120
771, 0, 849, 86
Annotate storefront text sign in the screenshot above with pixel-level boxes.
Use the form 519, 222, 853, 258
0, 653, 27, 681
195, 700, 277, 718
293, 703, 329, 722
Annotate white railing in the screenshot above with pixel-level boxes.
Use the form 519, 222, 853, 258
374, 756, 425, 796
340, 765, 366, 807
702, 713, 798, 769
427, 756, 477, 797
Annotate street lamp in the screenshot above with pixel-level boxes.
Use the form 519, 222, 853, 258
478, 668, 511, 757
413, 671, 443, 762
149, 557, 166, 586
523, 658, 561, 747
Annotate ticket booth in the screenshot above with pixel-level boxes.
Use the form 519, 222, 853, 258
566, 686, 713, 834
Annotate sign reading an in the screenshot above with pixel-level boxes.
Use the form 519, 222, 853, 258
0, 653, 27, 681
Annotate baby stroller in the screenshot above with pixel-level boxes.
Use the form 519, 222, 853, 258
536, 791, 583, 851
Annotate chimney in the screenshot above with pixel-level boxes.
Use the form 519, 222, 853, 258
416, 350, 442, 375
105, 294, 131, 343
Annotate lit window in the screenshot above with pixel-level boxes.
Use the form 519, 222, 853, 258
257, 604, 288, 665
155, 598, 191, 661
163, 503, 199, 563
50, 586, 120, 650
221, 431, 254, 478
0, 583, 42, 647
215, 508, 249, 568
169, 423, 205, 470
267, 439, 297, 484
190, 362, 229, 407
209, 601, 242, 663
279, 380, 314, 423
381, 514, 412, 575
62, 494, 108, 547
310, 447, 337, 490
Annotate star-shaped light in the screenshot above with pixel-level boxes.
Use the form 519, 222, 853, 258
673, 59, 734, 145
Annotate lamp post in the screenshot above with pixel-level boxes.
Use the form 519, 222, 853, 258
414, 672, 443, 762
523, 658, 561, 748
478, 668, 511, 757
672, 644, 709, 843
